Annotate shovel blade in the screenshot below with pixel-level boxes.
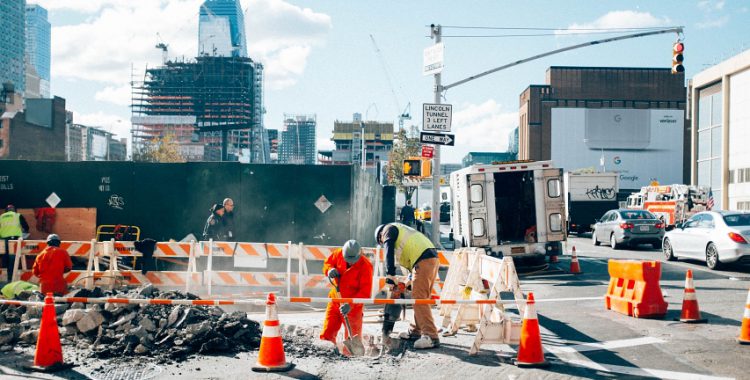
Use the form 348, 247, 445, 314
343, 336, 365, 356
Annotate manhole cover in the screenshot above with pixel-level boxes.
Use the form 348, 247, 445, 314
90, 364, 162, 380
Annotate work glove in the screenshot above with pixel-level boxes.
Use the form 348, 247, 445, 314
340, 303, 351, 315
327, 268, 340, 279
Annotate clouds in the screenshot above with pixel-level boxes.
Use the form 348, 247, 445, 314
443, 100, 517, 163
33, 0, 331, 107
696, 0, 730, 29
558, 10, 672, 34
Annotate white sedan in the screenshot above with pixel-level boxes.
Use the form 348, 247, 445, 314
662, 211, 750, 270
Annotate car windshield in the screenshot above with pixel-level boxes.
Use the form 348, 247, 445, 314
619, 210, 655, 220
722, 214, 750, 227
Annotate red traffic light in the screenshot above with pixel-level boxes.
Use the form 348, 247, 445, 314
673, 42, 684, 53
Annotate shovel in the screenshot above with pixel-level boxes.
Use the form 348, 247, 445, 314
328, 277, 365, 356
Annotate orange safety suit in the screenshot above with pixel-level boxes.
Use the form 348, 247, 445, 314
32, 246, 73, 296
320, 248, 373, 344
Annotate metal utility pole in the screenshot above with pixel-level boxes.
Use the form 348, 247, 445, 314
430, 24, 442, 246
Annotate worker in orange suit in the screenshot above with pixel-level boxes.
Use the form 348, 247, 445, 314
320, 240, 373, 346
32, 234, 73, 296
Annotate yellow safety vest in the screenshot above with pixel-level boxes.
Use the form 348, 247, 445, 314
393, 223, 435, 270
0, 211, 22, 238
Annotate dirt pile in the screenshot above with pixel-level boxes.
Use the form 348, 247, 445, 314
0, 285, 261, 362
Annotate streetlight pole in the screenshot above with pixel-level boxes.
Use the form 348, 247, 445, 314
430, 24, 442, 246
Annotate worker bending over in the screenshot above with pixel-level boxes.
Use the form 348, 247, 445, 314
320, 240, 373, 346
32, 234, 73, 296
375, 223, 440, 349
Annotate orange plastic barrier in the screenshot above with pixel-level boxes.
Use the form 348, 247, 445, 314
605, 260, 667, 318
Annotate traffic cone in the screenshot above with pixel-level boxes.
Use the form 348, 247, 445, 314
569, 246, 582, 275
252, 293, 294, 372
26, 293, 71, 372
515, 293, 549, 368
676, 270, 707, 323
738, 288, 750, 344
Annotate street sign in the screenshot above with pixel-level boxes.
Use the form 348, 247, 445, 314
423, 103, 452, 132
421, 145, 434, 158
420, 132, 455, 146
422, 42, 444, 76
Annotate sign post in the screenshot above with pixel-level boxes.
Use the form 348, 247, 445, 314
420, 132, 455, 146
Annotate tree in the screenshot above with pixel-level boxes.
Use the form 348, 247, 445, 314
386, 126, 421, 201
134, 134, 186, 163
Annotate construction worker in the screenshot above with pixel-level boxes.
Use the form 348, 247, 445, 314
32, 234, 73, 296
320, 240, 373, 347
0, 204, 29, 282
202, 203, 225, 241
375, 223, 440, 349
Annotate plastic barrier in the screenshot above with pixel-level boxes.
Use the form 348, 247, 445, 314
605, 259, 667, 318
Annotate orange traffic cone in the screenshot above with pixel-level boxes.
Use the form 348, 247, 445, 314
252, 293, 294, 372
738, 288, 750, 344
676, 270, 707, 323
569, 246, 582, 274
515, 292, 549, 368
26, 293, 71, 372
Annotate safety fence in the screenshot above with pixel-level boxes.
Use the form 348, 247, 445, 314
4, 239, 452, 298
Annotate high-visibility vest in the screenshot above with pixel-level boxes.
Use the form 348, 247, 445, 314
393, 223, 435, 270
0, 211, 22, 238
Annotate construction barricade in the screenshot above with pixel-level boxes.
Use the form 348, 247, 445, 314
605, 259, 667, 318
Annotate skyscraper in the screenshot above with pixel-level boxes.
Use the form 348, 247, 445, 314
280, 114, 316, 164
1, 0, 26, 95
25, 4, 51, 98
198, 0, 247, 57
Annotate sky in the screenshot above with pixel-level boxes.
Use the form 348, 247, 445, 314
30, 0, 749, 163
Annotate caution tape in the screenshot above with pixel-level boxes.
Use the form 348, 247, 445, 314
46, 295, 603, 307
0, 299, 45, 307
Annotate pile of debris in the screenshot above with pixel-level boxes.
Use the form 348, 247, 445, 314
0, 285, 261, 362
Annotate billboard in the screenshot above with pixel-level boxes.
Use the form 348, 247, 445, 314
551, 108, 684, 189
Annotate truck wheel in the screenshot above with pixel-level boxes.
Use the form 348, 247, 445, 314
610, 234, 620, 250
592, 230, 600, 246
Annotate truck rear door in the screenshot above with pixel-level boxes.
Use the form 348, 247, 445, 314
543, 169, 565, 242
467, 173, 494, 247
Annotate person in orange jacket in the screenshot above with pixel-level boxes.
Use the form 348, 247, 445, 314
320, 240, 373, 346
32, 234, 73, 296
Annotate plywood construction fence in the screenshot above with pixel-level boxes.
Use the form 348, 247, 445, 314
18, 208, 97, 241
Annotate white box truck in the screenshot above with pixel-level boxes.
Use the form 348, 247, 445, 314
449, 160, 566, 266
564, 172, 620, 234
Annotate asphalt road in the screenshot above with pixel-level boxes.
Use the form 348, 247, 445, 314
2, 233, 749, 379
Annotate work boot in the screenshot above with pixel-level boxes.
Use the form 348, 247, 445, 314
398, 329, 421, 340
413, 335, 440, 349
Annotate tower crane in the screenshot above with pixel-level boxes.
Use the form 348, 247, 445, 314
155, 33, 169, 64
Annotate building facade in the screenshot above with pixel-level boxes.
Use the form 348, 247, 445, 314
198, 0, 247, 58
1, 0, 26, 95
25, 4, 50, 98
519, 66, 687, 193
0, 96, 66, 161
689, 49, 750, 210
461, 152, 517, 167
327, 114, 394, 175
279, 114, 316, 164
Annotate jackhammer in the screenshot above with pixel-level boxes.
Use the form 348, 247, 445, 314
381, 280, 410, 355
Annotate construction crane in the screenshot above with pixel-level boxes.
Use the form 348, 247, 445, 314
369, 34, 411, 132
155, 33, 169, 64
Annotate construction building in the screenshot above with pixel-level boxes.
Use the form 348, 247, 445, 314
519, 66, 687, 192
131, 56, 269, 163
267, 129, 279, 163
321, 113, 394, 175
279, 114, 316, 164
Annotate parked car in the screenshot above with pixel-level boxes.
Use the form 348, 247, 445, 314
592, 209, 665, 249
662, 211, 750, 270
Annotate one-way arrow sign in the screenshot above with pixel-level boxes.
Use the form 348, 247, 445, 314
420, 132, 455, 146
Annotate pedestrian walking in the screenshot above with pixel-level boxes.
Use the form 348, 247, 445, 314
202, 204, 225, 241
222, 198, 235, 241
400, 200, 416, 226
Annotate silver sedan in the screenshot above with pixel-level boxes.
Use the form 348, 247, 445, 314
592, 209, 665, 250
662, 211, 750, 270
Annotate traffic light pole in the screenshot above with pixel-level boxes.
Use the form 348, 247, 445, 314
430, 24, 442, 246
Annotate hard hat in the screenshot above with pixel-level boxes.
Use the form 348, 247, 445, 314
374, 224, 386, 244
342, 240, 361, 264
46, 234, 61, 247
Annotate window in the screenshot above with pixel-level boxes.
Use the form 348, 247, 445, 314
711, 127, 722, 158
470, 184, 483, 203
724, 214, 750, 226
549, 213, 562, 232
547, 179, 561, 198
699, 214, 715, 228
685, 214, 703, 228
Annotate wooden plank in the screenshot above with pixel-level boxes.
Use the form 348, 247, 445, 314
19, 208, 97, 241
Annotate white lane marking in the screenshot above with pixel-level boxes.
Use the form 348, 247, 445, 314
546, 336, 665, 354
561, 359, 734, 380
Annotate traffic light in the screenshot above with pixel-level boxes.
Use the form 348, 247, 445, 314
403, 158, 422, 176
672, 41, 684, 74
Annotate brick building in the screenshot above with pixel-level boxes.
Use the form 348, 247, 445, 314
1, 96, 66, 160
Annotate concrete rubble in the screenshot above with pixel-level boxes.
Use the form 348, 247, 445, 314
0, 286, 262, 363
